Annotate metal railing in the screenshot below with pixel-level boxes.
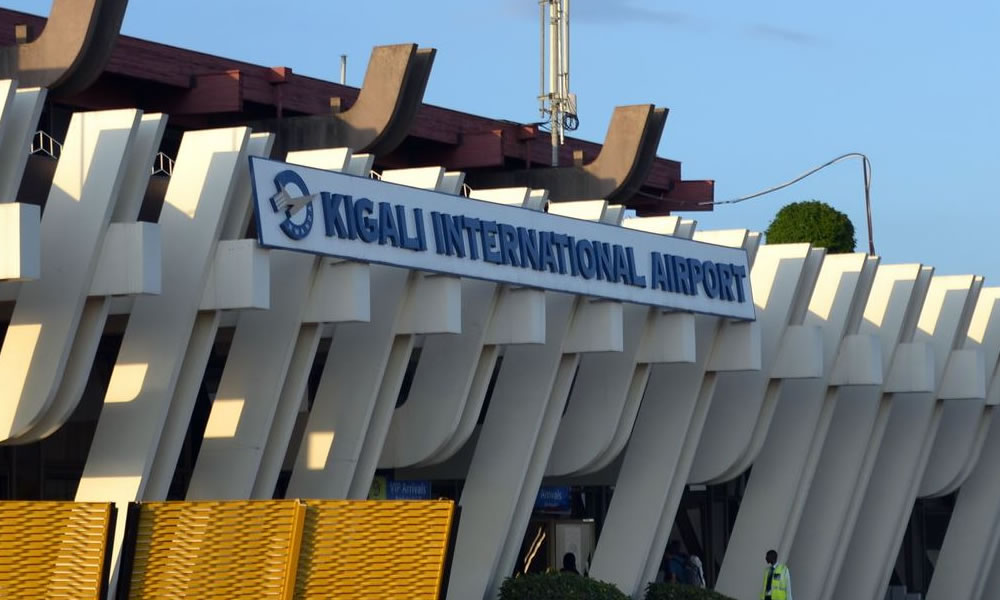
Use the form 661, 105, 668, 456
30, 130, 61, 159
151, 152, 174, 176
367, 172, 471, 196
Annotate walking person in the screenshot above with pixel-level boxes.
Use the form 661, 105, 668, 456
761, 549, 792, 600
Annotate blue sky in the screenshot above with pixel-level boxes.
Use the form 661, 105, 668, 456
12, 1, 1000, 280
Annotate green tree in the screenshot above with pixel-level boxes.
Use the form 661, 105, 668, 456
764, 200, 856, 253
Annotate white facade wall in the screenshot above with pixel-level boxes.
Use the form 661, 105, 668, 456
0, 88, 997, 600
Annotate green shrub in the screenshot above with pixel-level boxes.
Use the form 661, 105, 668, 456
644, 582, 737, 600
764, 200, 856, 253
499, 572, 629, 600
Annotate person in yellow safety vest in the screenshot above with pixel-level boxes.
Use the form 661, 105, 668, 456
760, 549, 792, 600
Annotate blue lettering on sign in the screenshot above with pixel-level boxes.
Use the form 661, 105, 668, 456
461, 217, 480, 259
534, 486, 572, 511
650, 252, 669, 291
480, 220, 502, 264
401, 207, 426, 251
577, 239, 596, 279
355, 197, 377, 243
674, 256, 692, 295
265, 169, 752, 308
498, 223, 519, 267
518, 226, 540, 270
538, 231, 558, 273
594, 241, 613, 281
320, 192, 348, 239
377, 201, 400, 247
733, 265, 748, 302
551, 234, 570, 275
626, 247, 646, 288
386, 479, 432, 500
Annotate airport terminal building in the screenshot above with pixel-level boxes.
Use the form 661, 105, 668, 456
0, 3, 998, 600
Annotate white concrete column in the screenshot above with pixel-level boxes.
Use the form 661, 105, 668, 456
687, 245, 825, 485
184, 148, 357, 500
492, 204, 630, 588
494, 297, 627, 592
13, 114, 168, 443
324, 170, 466, 500
960, 416, 1000, 599
248, 153, 375, 499
142, 132, 275, 501
787, 263, 931, 600
0, 85, 47, 204
545, 216, 683, 478
75, 126, 251, 586
379, 187, 547, 469
833, 274, 982, 600
445, 200, 615, 600
924, 288, 1000, 600
0, 109, 142, 441
919, 402, 990, 494
579, 229, 763, 478
713, 253, 879, 600
918, 289, 1000, 499
418, 195, 550, 465
0, 80, 18, 153
0, 84, 46, 281
284, 167, 464, 500
0, 203, 39, 281
589, 239, 814, 598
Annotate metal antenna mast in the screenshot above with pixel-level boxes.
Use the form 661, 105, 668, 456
539, 0, 578, 166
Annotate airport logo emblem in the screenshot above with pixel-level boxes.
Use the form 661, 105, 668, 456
269, 169, 317, 240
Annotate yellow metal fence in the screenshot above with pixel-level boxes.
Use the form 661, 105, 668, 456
124, 500, 306, 600
295, 500, 455, 600
0, 501, 114, 600
0, 497, 456, 599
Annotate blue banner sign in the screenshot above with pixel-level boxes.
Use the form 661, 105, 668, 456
250, 157, 755, 320
535, 486, 572, 512
387, 479, 432, 500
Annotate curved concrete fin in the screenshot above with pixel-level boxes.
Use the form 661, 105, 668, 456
468, 104, 668, 203
266, 44, 435, 158
0, 0, 128, 94
338, 44, 418, 151
52, 0, 129, 95
363, 47, 436, 156
595, 106, 667, 204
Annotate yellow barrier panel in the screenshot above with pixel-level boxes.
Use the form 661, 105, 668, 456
127, 500, 306, 600
296, 500, 454, 600
0, 501, 113, 599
